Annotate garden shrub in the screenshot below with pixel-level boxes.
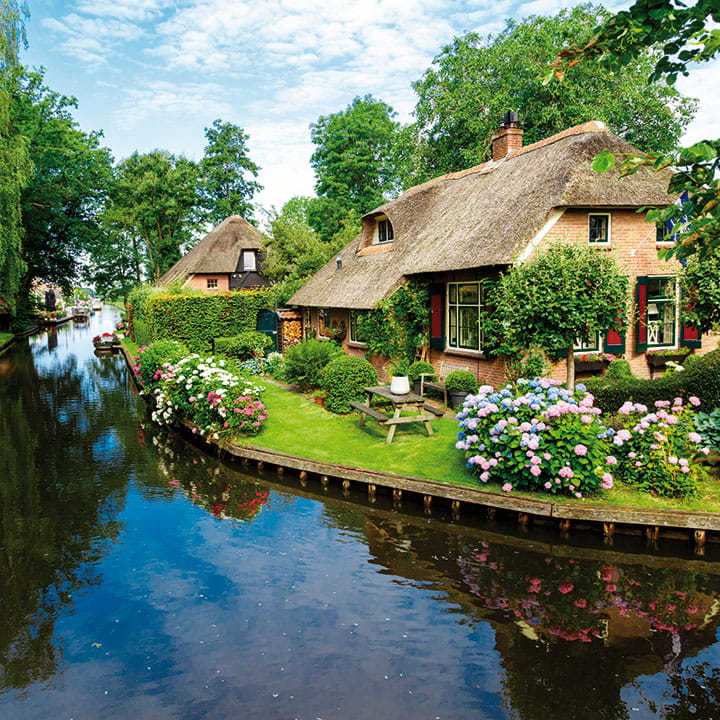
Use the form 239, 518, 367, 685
408, 360, 435, 381
214, 331, 273, 360
694, 408, 720, 451
610, 398, 709, 498
605, 358, 633, 380
132, 340, 190, 392
144, 353, 268, 438
505, 345, 550, 383
264, 352, 285, 379
587, 349, 720, 412
456, 378, 614, 498
445, 370, 479, 394
320, 355, 378, 414
283, 338, 343, 391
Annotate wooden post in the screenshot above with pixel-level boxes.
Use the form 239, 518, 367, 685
299, 470, 308, 487
368, 484, 376, 497
321, 475, 329, 489
518, 512, 529, 527
342, 479, 351, 490
393, 489, 402, 505
694, 529, 706, 548
646, 525, 659, 542
276, 466, 284, 476
257, 460, 264, 471
423, 495, 433, 507
559, 518, 570, 533
487, 507, 496, 520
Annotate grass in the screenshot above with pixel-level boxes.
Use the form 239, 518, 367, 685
123, 338, 720, 515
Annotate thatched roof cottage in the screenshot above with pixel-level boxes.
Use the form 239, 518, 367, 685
159, 215, 270, 292
290, 117, 712, 385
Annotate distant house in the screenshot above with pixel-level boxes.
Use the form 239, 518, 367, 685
159, 215, 270, 292
290, 117, 714, 385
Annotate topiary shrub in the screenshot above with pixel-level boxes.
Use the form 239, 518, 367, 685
605, 358, 633, 380
320, 355, 378, 414
132, 340, 190, 393
214, 331, 273, 360
445, 369, 478, 395
407, 360, 435, 382
283, 338, 343, 391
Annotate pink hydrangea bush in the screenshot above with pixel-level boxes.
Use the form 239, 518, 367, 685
610, 397, 709, 497
455, 378, 615, 498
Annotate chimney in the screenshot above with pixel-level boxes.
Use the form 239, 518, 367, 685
491, 111, 523, 161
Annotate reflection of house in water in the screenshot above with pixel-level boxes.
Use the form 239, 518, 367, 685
355, 511, 720, 720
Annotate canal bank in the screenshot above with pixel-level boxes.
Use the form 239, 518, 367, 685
120, 345, 720, 551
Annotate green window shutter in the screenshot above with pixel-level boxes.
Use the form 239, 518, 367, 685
429, 284, 445, 350
634, 276, 648, 352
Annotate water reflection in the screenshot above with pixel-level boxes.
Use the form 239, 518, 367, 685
3, 314, 720, 719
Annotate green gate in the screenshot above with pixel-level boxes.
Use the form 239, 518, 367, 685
256, 309, 278, 352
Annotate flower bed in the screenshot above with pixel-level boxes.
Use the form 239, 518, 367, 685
133, 345, 268, 439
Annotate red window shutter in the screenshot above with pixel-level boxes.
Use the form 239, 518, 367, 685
634, 277, 648, 352
429, 284, 445, 350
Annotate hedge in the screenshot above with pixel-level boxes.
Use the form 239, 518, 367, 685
214, 331, 273, 360
586, 349, 720, 412
320, 355, 378, 414
130, 289, 272, 352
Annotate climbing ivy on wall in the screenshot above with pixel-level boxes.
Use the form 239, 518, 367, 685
130, 289, 272, 352
357, 280, 429, 362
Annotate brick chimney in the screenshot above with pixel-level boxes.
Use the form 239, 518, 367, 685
491, 111, 523, 161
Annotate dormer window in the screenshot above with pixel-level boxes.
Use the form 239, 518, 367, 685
242, 250, 256, 271
376, 217, 394, 244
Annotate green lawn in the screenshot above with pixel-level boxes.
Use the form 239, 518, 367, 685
123, 339, 720, 514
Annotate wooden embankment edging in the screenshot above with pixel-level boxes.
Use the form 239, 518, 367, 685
120, 345, 720, 551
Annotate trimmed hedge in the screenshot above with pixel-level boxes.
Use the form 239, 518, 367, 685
320, 355, 378, 414
214, 331, 273, 360
586, 349, 720, 412
132, 289, 272, 352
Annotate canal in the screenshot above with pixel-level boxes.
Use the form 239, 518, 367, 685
2, 310, 720, 719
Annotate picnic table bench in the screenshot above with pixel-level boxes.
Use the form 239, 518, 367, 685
350, 386, 441, 444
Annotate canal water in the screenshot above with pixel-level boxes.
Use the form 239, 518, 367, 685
3, 311, 720, 720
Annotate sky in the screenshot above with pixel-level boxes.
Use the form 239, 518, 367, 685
22, 0, 720, 217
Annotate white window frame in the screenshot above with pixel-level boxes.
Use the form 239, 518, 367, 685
447, 282, 483, 352
374, 217, 394, 244
206, 278, 218, 289
588, 213, 611, 245
574, 334, 601, 353
242, 250, 257, 271
646, 276, 679, 348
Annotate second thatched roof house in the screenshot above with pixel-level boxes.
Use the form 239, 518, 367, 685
289, 117, 712, 385
159, 215, 270, 292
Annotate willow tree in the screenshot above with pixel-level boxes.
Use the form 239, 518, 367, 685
489, 244, 629, 389
0, 0, 30, 312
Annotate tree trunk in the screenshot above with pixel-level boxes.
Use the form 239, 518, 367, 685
566, 346, 575, 391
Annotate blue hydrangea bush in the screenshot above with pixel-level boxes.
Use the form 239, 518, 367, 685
456, 379, 616, 498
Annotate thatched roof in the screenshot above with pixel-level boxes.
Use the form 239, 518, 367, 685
289, 121, 675, 310
158, 215, 265, 285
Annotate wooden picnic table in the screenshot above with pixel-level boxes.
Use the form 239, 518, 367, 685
350, 385, 443, 444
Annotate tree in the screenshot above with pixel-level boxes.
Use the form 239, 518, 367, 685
199, 119, 262, 225
11, 71, 113, 298
0, 0, 30, 312
309, 95, 402, 242
263, 196, 346, 304
405, 4, 696, 186
550, 0, 720, 260
679, 251, 720, 334
108, 151, 200, 281
488, 245, 629, 389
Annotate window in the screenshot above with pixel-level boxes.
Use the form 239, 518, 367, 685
206, 278, 218, 289
589, 213, 610, 244
447, 282, 482, 351
377, 218, 394, 243
574, 334, 600, 353
318, 308, 331, 337
349, 310, 368, 344
646, 277, 678, 347
242, 250, 256, 271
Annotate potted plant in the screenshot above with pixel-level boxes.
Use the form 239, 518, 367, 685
388, 358, 411, 395
312, 390, 326, 406
408, 360, 436, 394
444, 369, 478, 408
646, 347, 691, 368
575, 351, 616, 373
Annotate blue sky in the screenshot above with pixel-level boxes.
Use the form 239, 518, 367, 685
22, 0, 719, 216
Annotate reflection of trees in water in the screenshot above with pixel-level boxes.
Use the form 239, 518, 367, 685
135, 422, 270, 524
0, 342, 136, 691
659, 660, 720, 718
342, 511, 720, 720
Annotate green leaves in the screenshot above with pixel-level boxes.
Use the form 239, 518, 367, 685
591, 149, 617, 173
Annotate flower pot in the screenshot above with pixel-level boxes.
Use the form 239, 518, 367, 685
646, 353, 688, 368
314, 395, 325, 406
449, 391, 468, 409
575, 360, 607, 373
390, 375, 410, 395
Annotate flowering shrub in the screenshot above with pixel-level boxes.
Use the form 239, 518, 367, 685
610, 397, 709, 497
132, 340, 189, 392
646, 347, 691, 357
264, 351, 285, 378
456, 378, 615, 497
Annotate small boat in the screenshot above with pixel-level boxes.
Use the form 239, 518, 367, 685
92, 301, 102, 311
73, 307, 89, 321
92, 333, 120, 351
